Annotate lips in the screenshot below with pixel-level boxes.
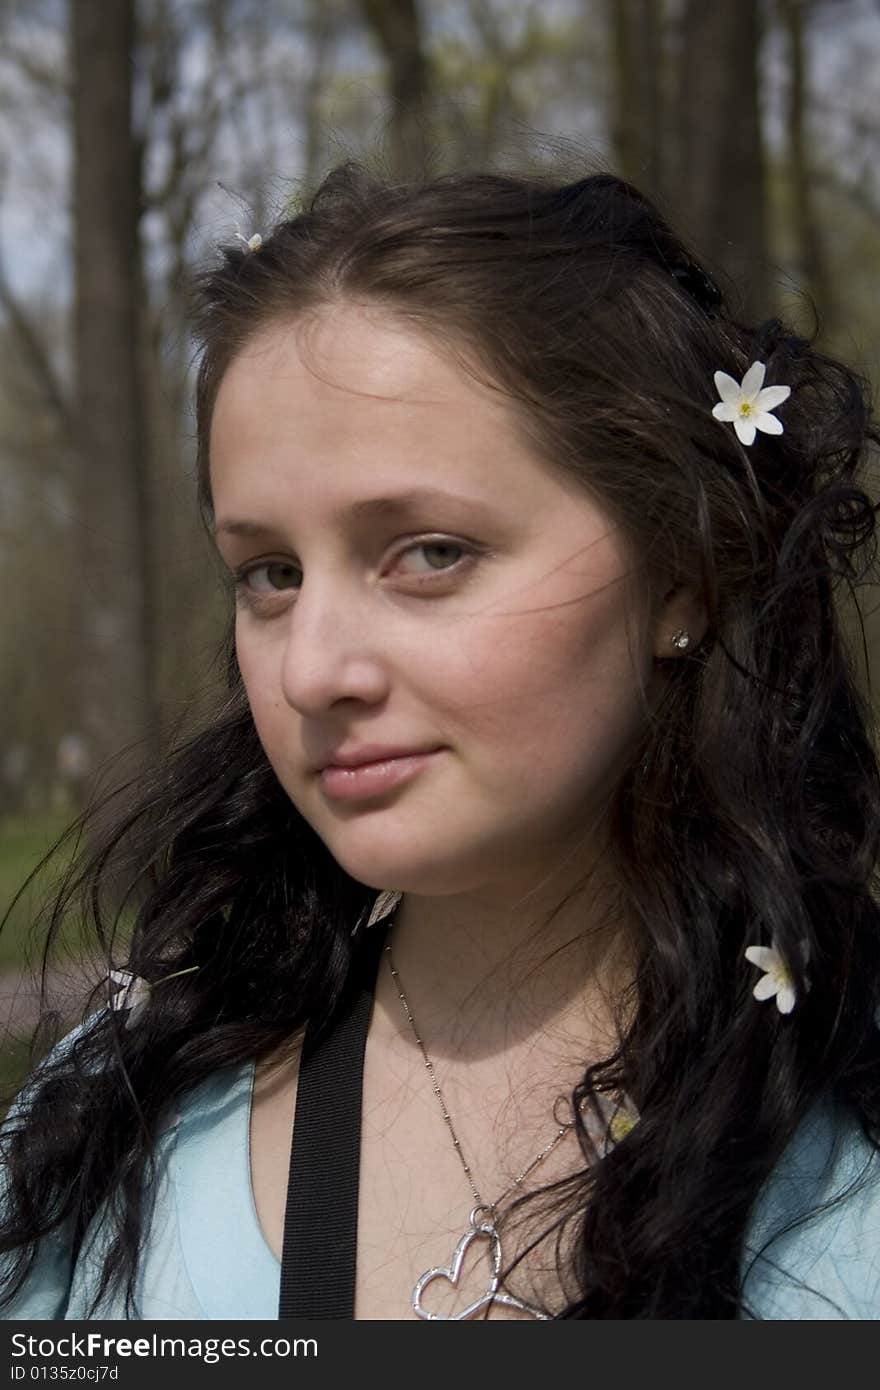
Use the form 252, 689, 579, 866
318, 749, 444, 802
315, 744, 443, 771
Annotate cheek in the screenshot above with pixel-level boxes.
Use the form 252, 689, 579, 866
235, 627, 290, 763
236, 626, 267, 716
452, 598, 645, 796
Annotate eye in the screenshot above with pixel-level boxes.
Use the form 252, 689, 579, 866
232, 537, 478, 611
235, 560, 300, 595
394, 539, 471, 578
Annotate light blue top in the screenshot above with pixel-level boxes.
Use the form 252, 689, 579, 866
2, 1037, 880, 1319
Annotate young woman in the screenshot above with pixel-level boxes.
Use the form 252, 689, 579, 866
2, 164, 880, 1320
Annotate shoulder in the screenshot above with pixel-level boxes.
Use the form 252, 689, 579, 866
66, 1061, 266, 1320
742, 1096, 880, 1319
1, 1013, 107, 1320
3, 1020, 272, 1320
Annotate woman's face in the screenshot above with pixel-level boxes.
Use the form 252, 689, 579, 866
209, 304, 663, 900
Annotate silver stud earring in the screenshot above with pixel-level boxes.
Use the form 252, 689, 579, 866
671, 629, 691, 650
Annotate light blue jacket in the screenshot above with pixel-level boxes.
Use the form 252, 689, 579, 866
2, 1042, 880, 1319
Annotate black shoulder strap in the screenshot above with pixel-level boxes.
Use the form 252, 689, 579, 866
277, 918, 392, 1320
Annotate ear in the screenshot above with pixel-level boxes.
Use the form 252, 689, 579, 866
653, 582, 708, 659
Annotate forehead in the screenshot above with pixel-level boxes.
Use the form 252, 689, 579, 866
207, 302, 576, 523
210, 302, 513, 442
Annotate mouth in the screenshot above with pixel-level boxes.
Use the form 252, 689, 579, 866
317, 749, 444, 802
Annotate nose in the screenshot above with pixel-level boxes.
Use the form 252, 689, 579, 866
278, 575, 391, 716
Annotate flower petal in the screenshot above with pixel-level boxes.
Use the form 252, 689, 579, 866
775, 982, 797, 1014
109, 973, 151, 1013
734, 417, 757, 446
128, 979, 151, 1008
712, 402, 739, 422
745, 946, 779, 970
753, 974, 780, 1001
755, 413, 784, 435
714, 371, 743, 404
754, 385, 790, 411
739, 945, 772, 967
740, 361, 766, 400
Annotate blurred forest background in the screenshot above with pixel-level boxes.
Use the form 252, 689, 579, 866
1, 0, 879, 1061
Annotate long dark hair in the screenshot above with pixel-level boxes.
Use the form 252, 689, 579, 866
3, 161, 880, 1318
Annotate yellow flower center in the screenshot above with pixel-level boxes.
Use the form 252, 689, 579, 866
738, 401, 753, 417
609, 1111, 635, 1143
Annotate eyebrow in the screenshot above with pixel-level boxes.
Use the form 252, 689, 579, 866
212, 487, 496, 539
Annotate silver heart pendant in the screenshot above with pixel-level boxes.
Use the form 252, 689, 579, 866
412, 1215, 550, 1320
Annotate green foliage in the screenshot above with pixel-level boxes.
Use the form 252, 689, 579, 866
0, 810, 97, 1110
0, 810, 82, 972
0, 1035, 34, 1118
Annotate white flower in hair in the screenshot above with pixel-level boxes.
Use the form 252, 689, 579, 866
108, 969, 152, 1029
579, 1089, 641, 1159
712, 361, 791, 446
234, 230, 263, 252
107, 964, 199, 1030
744, 937, 809, 1015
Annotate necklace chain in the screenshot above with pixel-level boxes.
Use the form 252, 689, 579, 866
385, 936, 573, 1218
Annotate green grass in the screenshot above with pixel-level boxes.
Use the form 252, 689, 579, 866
0, 809, 82, 971
0, 811, 113, 1111
0, 1034, 36, 1116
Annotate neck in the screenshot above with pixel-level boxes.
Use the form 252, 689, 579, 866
372, 851, 634, 1076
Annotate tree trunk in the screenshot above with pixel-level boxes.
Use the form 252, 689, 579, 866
358, 0, 431, 180
302, 0, 339, 194
606, 0, 665, 203
673, 0, 770, 319
71, 0, 159, 796
778, 0, 834, 337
